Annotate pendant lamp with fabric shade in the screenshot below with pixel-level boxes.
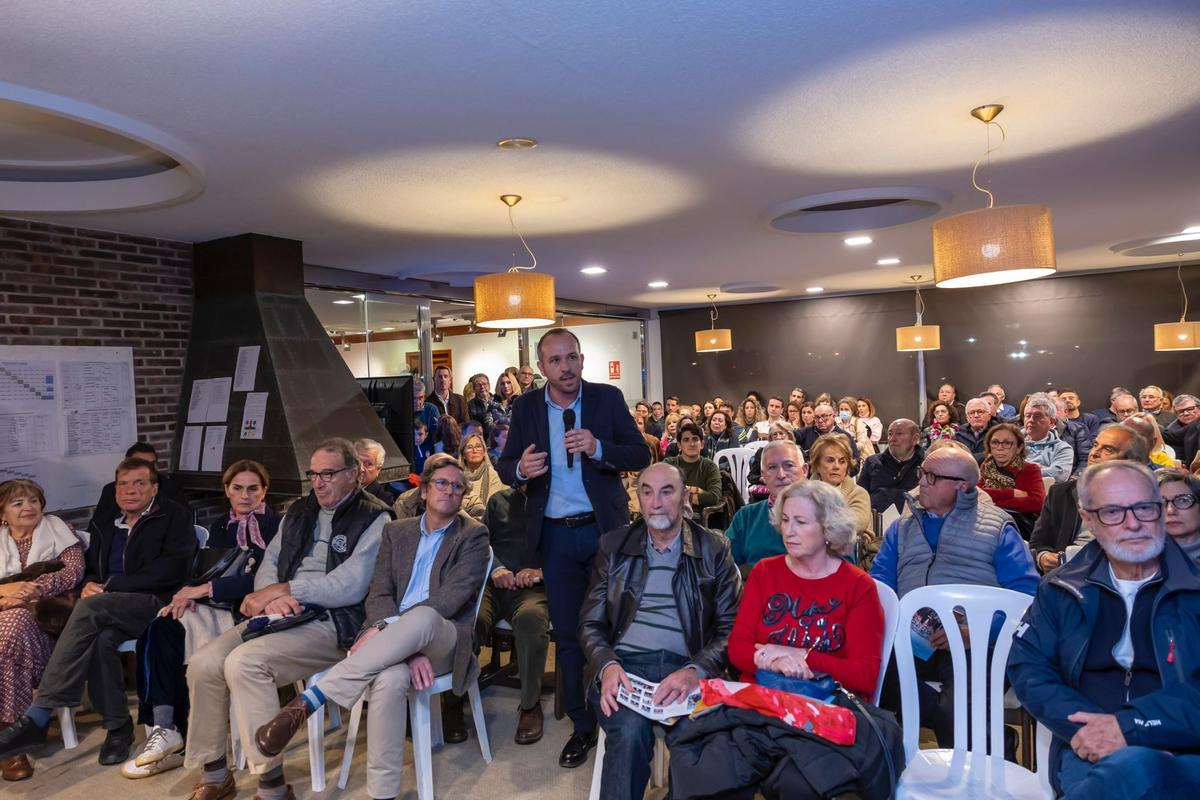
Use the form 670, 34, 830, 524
474, 194, 556, 329
695, 293, 733, 352
932, 105, 1056, 288
896, 276, 941, 351
1154, 256, 1200, 351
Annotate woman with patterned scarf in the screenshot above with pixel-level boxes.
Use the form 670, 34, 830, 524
121, 460, 280, 780
977, 423, 1046, 539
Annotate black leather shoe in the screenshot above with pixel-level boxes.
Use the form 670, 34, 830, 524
441, 694, 468, 744
98, 717, 135, 765
558, 729, 597, 768
0, 716, 48, 759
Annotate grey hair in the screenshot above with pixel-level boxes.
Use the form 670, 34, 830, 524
762, 438, 802, 463
412, 378, 425, 394
1174, 394, 1199, 410
1025, 392, 1057, 420
353, 438, 386, 467
770, 479, 857, 556
1077, 460, 1159, 510
768, 419, 796, 437
313, 437, 359, 470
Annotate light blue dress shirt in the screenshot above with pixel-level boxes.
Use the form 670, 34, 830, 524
543, 388, 604, 518
396, 513, 451, 614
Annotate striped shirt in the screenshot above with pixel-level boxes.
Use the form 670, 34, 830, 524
616, 533, 689, 659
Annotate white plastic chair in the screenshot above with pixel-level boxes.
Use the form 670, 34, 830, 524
716, 447, 753, 502
892, 584, 1051, 799
194, 524, 210, 549
1042, 476, 1054, 492
743, 439, 770, 454
872, 579, 900, 705
587, 726, 668, 800
337, 548, 494, 798
879, 504, 902, 536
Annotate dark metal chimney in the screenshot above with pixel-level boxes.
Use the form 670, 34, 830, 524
171, 233, 407, 497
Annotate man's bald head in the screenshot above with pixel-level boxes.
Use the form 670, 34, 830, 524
924, 445, 981, 485
638, 461, 685, 494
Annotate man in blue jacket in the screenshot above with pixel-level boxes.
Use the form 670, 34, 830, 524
497, 328, 650, 769
1009, 460, 1200, 799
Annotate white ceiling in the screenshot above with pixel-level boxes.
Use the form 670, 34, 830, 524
3, 0, 1199, 308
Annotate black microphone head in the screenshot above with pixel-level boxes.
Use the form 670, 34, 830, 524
562, 408, 576, 429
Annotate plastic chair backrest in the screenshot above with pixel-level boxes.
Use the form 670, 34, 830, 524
717, 447, 752, 496
871, 579, 900, 705
471, 547, 494, 627
879, 504, 902, 535
194, 524, 209, 549
1042, 475, 1054, 492
744, 439, 770, 454
892, 583, 1033, 762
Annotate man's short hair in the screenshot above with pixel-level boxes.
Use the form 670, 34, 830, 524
652, 401, 663, 409
536, 328, 582, 361
125, 441, 158, 460
635, 400, 650, 411
313, 437, 359, 471
667, 395, 680, 403
434, 365, 452, 377
1077, 460, 1159, 510
980, 391, 999, 403
770, 480, 856, 556
412, 378, 425, 394
1174, 394, 1199, 410
1024, 393, 1057, 419
419, 453, 471, 493
353, 438, 386, 467
1098, 425, 1151, 464
677, 420, 704, 441
115, 456, 158, 483
468, 372, 488, 385
762, 439, 802, 463
1140, 385, 1163, 397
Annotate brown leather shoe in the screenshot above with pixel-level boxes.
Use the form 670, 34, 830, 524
514, 702, 544, 745
187, 772, 236, 800
251, 785, 295, 800
254, 697, 311, 757
1, 754, 33, 781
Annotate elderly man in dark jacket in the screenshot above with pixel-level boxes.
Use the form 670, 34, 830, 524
580, 462, 741, 800
254, 455, 489, 800
859, 418, 923, 512
1009, 460, 1200, 799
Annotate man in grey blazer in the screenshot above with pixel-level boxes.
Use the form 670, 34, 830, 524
254, 456, 490, 800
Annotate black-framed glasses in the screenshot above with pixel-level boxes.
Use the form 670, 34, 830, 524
1166, 494, 1199, 511
431, 477, 466, 494
917, 467, 965, 485
1083, 501, 1164, 526
305, 466, 354, 483
1176, 405, 1198, 416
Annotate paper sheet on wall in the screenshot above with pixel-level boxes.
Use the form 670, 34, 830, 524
179, 425, 204, 471
240, 392, 268, 439
201, 425, 226, 472
233, 346, 260, 392
188, 377, 233, 423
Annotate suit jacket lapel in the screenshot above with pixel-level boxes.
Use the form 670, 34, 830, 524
535, 385, 551, 452
427, 515, 462, 596
392, 517, 422, 599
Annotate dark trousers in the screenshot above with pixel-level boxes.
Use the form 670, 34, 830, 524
476, 585, 551, 711
135, 616, 190, 732
541, 518, 600, 734
587, 650, 688, 800
34, 591, 162, 729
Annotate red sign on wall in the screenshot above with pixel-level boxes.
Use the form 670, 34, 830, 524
608, 360, 621, 380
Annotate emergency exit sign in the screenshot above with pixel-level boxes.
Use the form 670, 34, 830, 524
608, 360, 621, 380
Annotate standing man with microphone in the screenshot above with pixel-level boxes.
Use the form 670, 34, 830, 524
498, 328, 650, 768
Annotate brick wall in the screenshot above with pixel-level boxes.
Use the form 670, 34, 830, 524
0, 216, 200, 526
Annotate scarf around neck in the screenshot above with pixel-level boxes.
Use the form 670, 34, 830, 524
228, 502, 268, 549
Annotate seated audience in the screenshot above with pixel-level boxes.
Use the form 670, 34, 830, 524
491, 370, 518, 426
632, 413, 662, 464
799, 401, 815, 427
859, 418, 924, 513
788, 387, 806, 408
395, 453, 486, 520
987, 383, 1017, 420
954, 397, 995, 459
1030, 426, 1150, 573
1053, 396, 1093, 476
837, 396, 876, 457
796, 403, 860, 469
856, 396, 883, 444
434, 413, 462, 455
1024, 392, 1074, 484
700, 401, 716, 431
460, 432, 508, 511
1095, 391, 1139, 426
477, 486, 550, 743
734, 397, 763, 444
1126, 412, 1177, 468
785, 401, 803, 428
413, 419, 432, 475
1162, 394, 1200, 469
0, 480, 85, 782
355, 437, 398, 506
646, 401, 665, 439
937, 383, 967, 424
254, 456, 489, 800
516, 364, 538, 395
580, 462, 741, 800
487, 420, 510, 464
746, 420, 795, 489
0, 459, 194, 769
413, 378, 440, 432
921, 401, 959, 448
978, 423, 1046, 539
92, 442, 190, 521
870, 445, 1037, 748
808, 434, 872, 549
1139, 384, 1176, 426
428, 365, 469, 425
754, 397, 786, 440
725, 441, 806, 572
660, 412, 681, 458
1009, 461, 1200, 800
1158, 469, 1200, 564
702, 409, 736, 459
122, 461, 280, 779
1060, 388, 1101, 439
179, 438, 392, 800
665, 421, 722, 512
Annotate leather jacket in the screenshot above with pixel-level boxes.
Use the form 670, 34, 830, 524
579, 517, 742, 688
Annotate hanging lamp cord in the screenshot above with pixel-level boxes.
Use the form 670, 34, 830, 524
1177, 254, 1189, 323
708, 293, 719, 330
970, 119, 1005, 209
506, 204, 538, 273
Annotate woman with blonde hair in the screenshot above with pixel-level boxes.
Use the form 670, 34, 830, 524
1127, 412, 1178, 468
855, 397, 883, 445
734, 397, 763, 444
837, 396, 876, 458
808, 433, 873, 549
460, 432, 508, 509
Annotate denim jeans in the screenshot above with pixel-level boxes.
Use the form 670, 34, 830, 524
588, 649, 689, 800
1059, 746, 1200, 800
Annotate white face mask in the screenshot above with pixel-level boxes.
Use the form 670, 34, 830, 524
838, 410, 852, 422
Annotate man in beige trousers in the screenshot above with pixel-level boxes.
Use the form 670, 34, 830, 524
255, 455, 490, 800
180, 438, 393, 800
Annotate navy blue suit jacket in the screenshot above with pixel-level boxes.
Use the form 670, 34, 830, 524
497, 380, 650, 566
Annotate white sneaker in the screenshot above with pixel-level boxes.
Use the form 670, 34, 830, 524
121, 749, 183, 779
132, 725, 183, 767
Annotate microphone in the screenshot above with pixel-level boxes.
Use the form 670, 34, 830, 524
563, 408, 576, 468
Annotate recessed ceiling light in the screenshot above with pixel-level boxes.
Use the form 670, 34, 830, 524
648, 280, 669, 289
581, 265, 607, 275
844, 235, 873, 246
351, 294, 365, 300
805, 286, 824, 293
332, 299, 354, 305
496, 137, 538, 150
876, 257, 901, 265
1184, 225, 1200, 234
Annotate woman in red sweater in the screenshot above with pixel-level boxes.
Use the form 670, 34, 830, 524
978, 423, 1045, 538
727, 479, 884, 699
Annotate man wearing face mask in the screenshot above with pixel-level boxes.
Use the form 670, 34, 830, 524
795, 403, 860, 469
724, 441, 808, 575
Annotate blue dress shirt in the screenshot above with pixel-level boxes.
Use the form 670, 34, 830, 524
396, 513, 451, 614
543, 388, 604, 518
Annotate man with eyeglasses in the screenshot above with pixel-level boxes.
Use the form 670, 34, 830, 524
795, 402, 860, 473
870, 445, 1037, 748
180, 438, 393, 800
1138, 385, 1176, 427
1010, 460, 1200, 800
1095, 390, 1139, 426
1163, 394, 1200, 471
254, 456, 489, 800
1031, 426, 1152, 574
954, 397, 996, 460
0, 457, 195, 768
